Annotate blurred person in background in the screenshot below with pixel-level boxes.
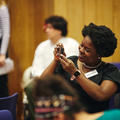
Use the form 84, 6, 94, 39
23, 15, 79, 120
31, 15, 79, 77
0, 0, 10, 97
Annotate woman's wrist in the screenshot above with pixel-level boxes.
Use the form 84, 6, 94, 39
53, 57, 59, 63
70, 69, 81, 81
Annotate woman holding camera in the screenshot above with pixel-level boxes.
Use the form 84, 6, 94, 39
41, 23, 120, 113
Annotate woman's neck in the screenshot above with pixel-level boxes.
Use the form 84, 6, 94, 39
82, 59, 102, 69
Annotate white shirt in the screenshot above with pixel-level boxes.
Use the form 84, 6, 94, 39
32, 37, 79, 77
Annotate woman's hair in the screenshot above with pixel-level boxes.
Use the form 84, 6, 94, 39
82, 23, 117, 57
45, 15, 68, 36
33, 75, 85, 120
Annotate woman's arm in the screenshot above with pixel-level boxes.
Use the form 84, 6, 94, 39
40, 59, 58, 78
40, 43, 65, 78
77, 74, 118, 101
59, 54, 118, 101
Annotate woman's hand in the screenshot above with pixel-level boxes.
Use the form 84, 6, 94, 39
0, 54, 5, 67
53, 43, 66, 62
59, 54, 77, 75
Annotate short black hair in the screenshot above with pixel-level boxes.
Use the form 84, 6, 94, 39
82, 23, 117, 57
45, 15, 68, 36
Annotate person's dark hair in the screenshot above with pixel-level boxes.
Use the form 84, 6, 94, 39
33, 75, 77, 99
33, 75, 85, 120
45, 15, 68, 36
82, 23, 117, 57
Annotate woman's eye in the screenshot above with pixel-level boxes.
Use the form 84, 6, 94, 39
85, 48, 90, 52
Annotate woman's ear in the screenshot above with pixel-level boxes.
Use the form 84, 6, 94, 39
97, 54, 101, 60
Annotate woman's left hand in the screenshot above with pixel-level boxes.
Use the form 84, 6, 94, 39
59, 54, 77, 75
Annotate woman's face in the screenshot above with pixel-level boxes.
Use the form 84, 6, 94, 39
79, 36, 99, 66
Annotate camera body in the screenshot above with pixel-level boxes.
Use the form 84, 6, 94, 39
57, 47, 64, 56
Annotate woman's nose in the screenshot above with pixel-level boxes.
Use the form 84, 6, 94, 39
79, 47, 85, 53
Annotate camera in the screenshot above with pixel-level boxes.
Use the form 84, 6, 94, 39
57, 47, 64, 55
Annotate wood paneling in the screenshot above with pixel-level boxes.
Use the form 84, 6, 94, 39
54, 0, 120, 62
8, 0, 54, 119
6, 0, 120, 119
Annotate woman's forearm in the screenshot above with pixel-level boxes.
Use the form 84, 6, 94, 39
40, 59, 58, 78
76, 74, 117, 101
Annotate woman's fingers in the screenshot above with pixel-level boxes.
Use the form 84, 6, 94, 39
59, 57, 67, 66
60, 54, 68, 62
59, 56, 76, 75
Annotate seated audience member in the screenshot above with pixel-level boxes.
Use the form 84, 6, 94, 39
41, 23, 120, 113
0, 0, 10, 97
33, 75, 120, 120
31, 15, 79, 77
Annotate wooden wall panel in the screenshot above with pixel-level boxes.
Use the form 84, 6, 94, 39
54, 0, 120, 62
8, 0, 54, 119
34, 0, 54, 48
54, 0, 84, 42
112, 0, 120, 62
83, 0, 97, 24
8, 0, 36, 119
5, 0, 120, 119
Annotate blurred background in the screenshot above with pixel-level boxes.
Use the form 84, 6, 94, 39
6, 0, 120, 119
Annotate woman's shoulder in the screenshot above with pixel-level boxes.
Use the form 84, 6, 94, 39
100, 62, 119, 73
100, 62, 120, 91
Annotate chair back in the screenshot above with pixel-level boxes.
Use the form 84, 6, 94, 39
0, 110, 13, 120
112, 63, 120, 69
0, 93, 18, 120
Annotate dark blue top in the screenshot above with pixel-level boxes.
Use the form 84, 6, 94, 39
54, 56, 120, 113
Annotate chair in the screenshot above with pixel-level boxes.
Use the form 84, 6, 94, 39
0, 93, 18, 120
112, 62, 120, 69
0, 110, 13, 120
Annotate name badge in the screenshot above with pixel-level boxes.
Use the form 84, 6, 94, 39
85, 69, 98, 78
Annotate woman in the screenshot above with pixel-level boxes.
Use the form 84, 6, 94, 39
33, 75, 120, 120
41, 23, 120, 113
0, 0, 10, 97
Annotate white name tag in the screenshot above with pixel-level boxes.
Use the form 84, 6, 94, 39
85, 69, 98, 78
